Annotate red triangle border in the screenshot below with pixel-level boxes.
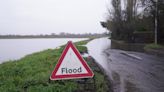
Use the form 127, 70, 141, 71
50, 41, 94, 80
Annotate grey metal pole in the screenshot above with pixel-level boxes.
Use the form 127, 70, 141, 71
155, 0, 158, 44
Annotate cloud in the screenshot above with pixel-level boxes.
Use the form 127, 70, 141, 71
0, 0, 107, 35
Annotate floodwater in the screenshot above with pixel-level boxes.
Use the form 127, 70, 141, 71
87, 37, 164, 92
86, 37, 111, 71
0, 38, 88, 63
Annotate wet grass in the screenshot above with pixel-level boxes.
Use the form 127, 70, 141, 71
74, 40, 89, 45
144, 43, 164, 50
0, 40, 110, 92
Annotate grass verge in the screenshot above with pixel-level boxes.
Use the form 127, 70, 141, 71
144, 43, 164, 50
0, 40, 110, 92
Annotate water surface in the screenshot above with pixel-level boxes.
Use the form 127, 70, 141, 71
0, 38, 87, 63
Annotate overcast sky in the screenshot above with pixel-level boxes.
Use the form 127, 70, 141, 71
0, 0, 110, 35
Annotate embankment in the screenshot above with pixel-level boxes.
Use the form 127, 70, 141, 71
0, 40, 111, 92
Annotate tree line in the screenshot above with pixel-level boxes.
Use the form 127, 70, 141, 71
0, 32, 108, 39
102, 0, 164, 44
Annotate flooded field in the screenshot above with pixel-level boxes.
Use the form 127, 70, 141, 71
0, 38, 87, 63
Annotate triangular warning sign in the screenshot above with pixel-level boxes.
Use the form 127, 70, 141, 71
50, 41, 94, 80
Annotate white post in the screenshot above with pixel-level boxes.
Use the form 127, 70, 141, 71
155, 0, 158, 44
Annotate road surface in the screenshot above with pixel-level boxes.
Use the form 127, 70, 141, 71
86, 37, 164, 92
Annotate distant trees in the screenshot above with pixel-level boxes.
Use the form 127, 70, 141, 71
104, 0, 164, 44
0, 32, 108, 39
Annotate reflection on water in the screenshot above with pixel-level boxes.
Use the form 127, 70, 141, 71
0, 38, 88, 63
86, 37, 111, 70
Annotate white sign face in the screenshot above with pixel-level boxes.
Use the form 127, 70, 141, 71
56, 47, 88, 75
50, 41, 94, 80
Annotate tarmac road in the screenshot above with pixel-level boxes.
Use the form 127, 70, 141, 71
86, 37, 164, 92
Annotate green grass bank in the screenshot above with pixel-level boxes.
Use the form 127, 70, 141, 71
0, 40, 110, 92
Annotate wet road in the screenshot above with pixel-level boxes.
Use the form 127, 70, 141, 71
86, 37, 164, 92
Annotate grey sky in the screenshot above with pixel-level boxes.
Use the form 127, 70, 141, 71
0, 0, 109, 35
